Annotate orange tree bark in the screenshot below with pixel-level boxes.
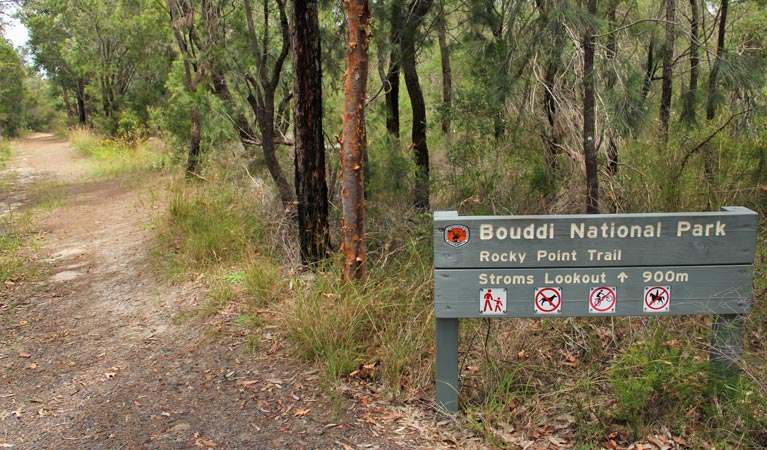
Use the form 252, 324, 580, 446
291, 0, 330, 265
340, 0, 370, 280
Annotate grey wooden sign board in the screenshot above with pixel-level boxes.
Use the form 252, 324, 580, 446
433, 207, 757, 412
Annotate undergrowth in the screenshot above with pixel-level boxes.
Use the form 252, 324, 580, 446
0, 211, 34, 283
0, 139, 10, 166
69, 128, 172, 177
152, 155, 437, 400
151, 113, 767, 448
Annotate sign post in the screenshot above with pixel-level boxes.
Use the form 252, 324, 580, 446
434, 207, 757, 412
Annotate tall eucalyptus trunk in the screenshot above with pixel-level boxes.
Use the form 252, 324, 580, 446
340, 0, 370, 280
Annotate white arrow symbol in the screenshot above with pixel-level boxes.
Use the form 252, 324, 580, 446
617, 272, 629, 283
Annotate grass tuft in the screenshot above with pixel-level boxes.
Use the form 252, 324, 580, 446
0, 139, 11, 166
69, 128, 172, 177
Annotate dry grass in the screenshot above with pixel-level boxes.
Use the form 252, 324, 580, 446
148, 117, 767, 448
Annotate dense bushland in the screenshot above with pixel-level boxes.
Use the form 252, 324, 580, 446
5, 0, 767, 447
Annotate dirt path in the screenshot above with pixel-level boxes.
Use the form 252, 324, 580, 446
0, 135, 454, 450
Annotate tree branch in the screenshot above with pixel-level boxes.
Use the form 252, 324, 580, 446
679, 109, 752, 173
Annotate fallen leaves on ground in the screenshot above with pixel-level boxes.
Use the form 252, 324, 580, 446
194, 432, 217, 448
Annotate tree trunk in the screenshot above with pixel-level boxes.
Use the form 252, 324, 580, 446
76, 79, 87, 126
706, 0, 728, 122
241, 0, 294, 206
384, 0, 402, 142
259, 89, 294, 206
681, 0, 700, 127
704, 0, 729, 186
167, 0, 206, 177
186, 106, 202, 176
583, 0, 599, 214
606, 0, 619, 175
437, 1, 452, 136
385, 56, 400, 140
401, 0, 432, 210
543, 49, 561, 174
291, 0, 330, 265
61, 86, 74, 127
211, 72, 259, 153
641, 40, 655, 101
340, 0, 370, 280
660, 0, 675, 143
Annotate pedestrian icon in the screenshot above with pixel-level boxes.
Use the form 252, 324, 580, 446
480, 288, 506, 315
643, 286, 671, 312
534, 287, 562, 314
589, 286, 617, 313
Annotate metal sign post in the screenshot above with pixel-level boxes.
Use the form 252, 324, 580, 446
434, 207, 757, 413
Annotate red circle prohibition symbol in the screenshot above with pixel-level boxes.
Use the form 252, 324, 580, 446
535, 288, 561, 313
589, 287, 616, 312
644, 286, 670, 310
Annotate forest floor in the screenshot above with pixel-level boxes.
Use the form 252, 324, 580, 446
0, 134, 467, 449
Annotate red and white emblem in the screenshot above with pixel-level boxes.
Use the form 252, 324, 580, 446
444, 225, 470, 247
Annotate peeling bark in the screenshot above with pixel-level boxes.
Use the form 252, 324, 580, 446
340, 0, 370, 280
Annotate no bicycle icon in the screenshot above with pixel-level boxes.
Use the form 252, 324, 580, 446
589, 286, 617, 313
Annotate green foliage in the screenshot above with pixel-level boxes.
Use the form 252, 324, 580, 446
0, 139, 10, 165
283, 239, 433, 390
22, 74, 66, 132
68, 128, 171, 177
707, 378, 767, 447
22, 0, 172, 135
148, 59, 236, 158
463, 359, 539, 446
154, 172, 277, 276
0, 216, 27, 283
116, 110, 147, 144
0, 37, 26, 137
609, 326, 711, 435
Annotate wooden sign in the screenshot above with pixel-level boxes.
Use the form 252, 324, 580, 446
433, 207, 758, 412
434, 207, 757, 318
